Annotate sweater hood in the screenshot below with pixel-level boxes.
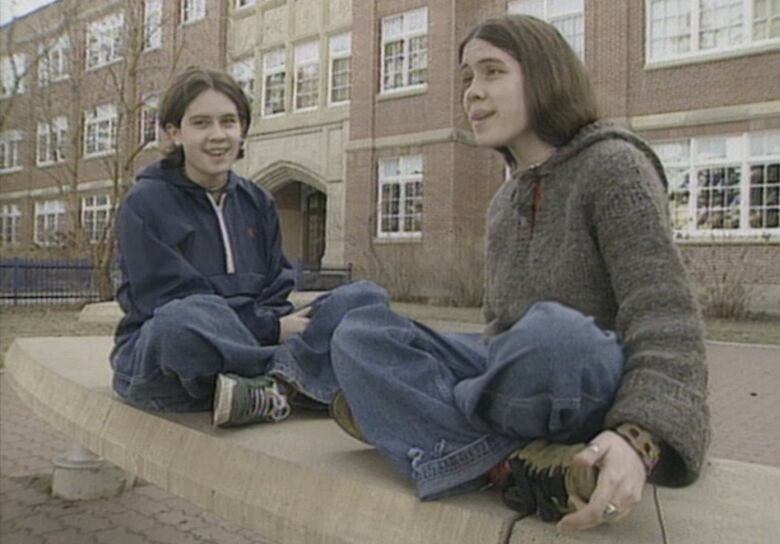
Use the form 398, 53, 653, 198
136, 160, 239, 194
511, 121, 668, 189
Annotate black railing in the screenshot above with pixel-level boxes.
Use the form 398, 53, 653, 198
0, 258, 352, 304
0, 258, 115, 305
293, 261, 353, 291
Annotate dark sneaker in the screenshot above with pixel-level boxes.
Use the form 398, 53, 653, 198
329, 392, 368, 443
501, 440, 597, 522
212, 373, 292, 427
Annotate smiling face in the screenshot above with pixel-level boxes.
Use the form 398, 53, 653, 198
165, 89, 243, 191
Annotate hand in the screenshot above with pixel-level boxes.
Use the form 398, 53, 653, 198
278, 307, 311, 341
557, 430, 646, 532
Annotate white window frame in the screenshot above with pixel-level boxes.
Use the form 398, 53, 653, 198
328, 32, 351, 105
293, 40, 320, 112
508, 0, 585, 58
84, 104, 118, 158
140, 94, 159, 146
1, 54, 26, 98
86, 13, 124, 70
81, 194, 112, 244
36, 116, 68, 166
181, 0, 206, 25
377, 154, 424, 238
646, 0, 780, 64
34, 199, 66, 246
144, 0, 163, 51
230, 58, 256, 105
262, 48, 287, 117
38, 35, 70, 87
0, 204, 21, 247
0, 131, 24, 173
653, 130, 780, 238
380, 7, 428, 93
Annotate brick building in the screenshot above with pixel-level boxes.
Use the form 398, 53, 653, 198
0, 0, 228, 253
3, 0, 779, 313
340, 0, 780, 310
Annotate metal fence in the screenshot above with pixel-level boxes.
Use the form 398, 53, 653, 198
0, 258, 111, 305
0, 258, 352, 305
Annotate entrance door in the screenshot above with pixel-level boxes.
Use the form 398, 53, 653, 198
303, 191, 326, 267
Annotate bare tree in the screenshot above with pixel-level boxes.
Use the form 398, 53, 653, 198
17, 0, 197, 299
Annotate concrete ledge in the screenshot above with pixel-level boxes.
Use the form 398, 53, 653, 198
6, 336, 780, 543
78, 292, 327, 324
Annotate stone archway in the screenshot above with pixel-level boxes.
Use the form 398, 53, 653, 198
252, 161, 329, 268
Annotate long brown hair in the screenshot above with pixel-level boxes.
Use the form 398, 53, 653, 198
158, 66, 252, 166
459, 15, 599, 156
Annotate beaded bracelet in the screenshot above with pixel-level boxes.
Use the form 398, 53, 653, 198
614, 422, 661, 476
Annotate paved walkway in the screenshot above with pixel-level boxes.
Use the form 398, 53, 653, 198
1, 338, 778, 543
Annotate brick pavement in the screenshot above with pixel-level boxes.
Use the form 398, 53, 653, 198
1, 340, 778, 543
0, 373, 269, 544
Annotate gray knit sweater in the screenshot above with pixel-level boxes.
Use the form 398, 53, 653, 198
483, 121, 710, 486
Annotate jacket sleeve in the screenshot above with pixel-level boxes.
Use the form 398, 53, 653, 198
228, 199, 294, 345
116, 201, 215, 321
592, 149, 710, 486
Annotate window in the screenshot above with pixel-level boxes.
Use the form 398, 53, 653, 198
294, 41, 320, 111
230, 59, 256, 105
754, 0, 780, 39
377, 155, 423, 237
0, 204, 21, 247
653, 130, 780, 236
84, 104, 118, 157
34, 200, 66, 246
181, 0, 205, 24
508, 0, 585, 58
647, 0, 780, 62
748, 131, 780, 229
36, 117, 68, 166
381, 8, 428, 92
140, 94, 159, 145
237, 0, 255, 8
1, 54, 26, 97
329, 32, 351, 105
262, 48, 286, 117
144, 0, 163, 50
87, 13, 124, 69
0, 131, 23, 172
82, 194, 112, 244
38, 35, 70, 86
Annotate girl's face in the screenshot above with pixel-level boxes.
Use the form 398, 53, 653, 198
460, 38, 534, 155
165, 89, 243, 191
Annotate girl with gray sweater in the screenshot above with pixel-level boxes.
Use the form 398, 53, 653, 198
328, 14, 709, 532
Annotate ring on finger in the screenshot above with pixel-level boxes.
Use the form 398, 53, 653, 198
587, 443, 601, 455
603, 503, 619, 521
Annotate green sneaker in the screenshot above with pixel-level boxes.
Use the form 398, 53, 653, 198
501, 440, 597, 522
212, 373, 292, 427
329, 391, 368, 443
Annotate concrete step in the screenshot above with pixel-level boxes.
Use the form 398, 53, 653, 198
5, 336, 779, 544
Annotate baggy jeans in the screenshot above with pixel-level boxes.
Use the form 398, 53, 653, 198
328, 297, 624, 500
110, 281, 389, 411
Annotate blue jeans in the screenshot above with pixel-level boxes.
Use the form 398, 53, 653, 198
329, 299, 624, 500
110, 282, 388, 411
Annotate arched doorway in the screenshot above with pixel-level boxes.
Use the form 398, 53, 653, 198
273, 181, 326, 267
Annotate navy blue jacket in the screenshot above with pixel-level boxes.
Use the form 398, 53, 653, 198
113, 161, 294, 350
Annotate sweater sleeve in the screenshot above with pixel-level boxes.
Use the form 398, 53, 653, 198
592, 147, 710, 486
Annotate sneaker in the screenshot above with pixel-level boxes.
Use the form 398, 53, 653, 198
212, 373, 292, 427
329, 391, 368, 443
500, 440, 597, 522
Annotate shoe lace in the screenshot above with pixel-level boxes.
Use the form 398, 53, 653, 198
248, 381, 291, 422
